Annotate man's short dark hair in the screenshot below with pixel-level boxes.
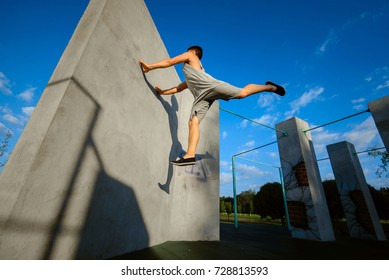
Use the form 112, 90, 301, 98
188, 46, 203, 60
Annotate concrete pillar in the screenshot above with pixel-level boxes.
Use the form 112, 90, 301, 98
0, 0, 219, 259
276, 117, 335, 241
327, 141, 386, 240
368, 96, 389, 150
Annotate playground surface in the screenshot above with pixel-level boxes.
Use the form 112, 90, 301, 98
113, 222, 389, 260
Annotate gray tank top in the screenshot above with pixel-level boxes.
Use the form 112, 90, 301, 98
183, 63, 224, 99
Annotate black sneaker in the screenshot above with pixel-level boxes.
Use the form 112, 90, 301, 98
171, 157, 196, 166
266, 81, 286, 96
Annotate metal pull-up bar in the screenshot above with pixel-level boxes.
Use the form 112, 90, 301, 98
302, 109, 370, 134
220, 107, 288, 136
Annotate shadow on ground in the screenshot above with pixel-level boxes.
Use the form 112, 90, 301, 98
113, 222, 389, 260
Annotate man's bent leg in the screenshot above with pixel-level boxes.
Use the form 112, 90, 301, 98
185, 115, 200, 159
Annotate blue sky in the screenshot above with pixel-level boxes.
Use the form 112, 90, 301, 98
1, 0, 388, 197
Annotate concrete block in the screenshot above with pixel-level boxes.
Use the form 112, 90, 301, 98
368, 96, 389, 151
276, 117, 335, 241
327, 141, 386, 240
0, 0, 219, 259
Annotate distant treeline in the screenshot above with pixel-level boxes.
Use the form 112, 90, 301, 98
220, 180, 389, 223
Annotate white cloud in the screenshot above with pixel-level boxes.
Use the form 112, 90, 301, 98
351, 98, 366, 104
17, 87, 36, 102
221, 160, 269, 181
237, 140, 257, 154
342, 116, 380, 149
365, 67, 389, 90
235, 163, 270, 180
220, 172, 232, 185
257, 94, 275, 108
362, 167, 372, 177
285, 87, 324, 118
252, 114, 279, 127
221, 130, 228, 140
351, 97, 367, 110
316, 11, 375, 56
3, 114, 20, 125
246, 184, 261, 192
0, 72, 12, 95
0, 122, 10, 136
239, 119, 248, 129
220, 160, 231, 170
353, 104, 365, 111
0, 106, 12, 115
316, 30, 338, 55
309, 116, 382, 163
317, 38, 331, 54
239, 113, 279, 129
0, 106, 33, 128
368, 66, 389, 79
243, 140, 255, 148
22, 106, 35, 117
311, 128, 341, 156
376, 80, 389, 90
267, 152, 278, 159
324, 173, 335, 180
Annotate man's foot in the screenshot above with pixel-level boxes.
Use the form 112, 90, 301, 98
266, 81, 285, 96
171, 157, 196, 166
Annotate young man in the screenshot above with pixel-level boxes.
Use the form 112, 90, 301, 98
140, 46, 285, 166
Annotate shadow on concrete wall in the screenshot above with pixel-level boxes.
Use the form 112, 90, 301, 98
76, 158, 149, 259
141, 70, 184, 194
141, 68, 219, 186
41, 77, 150, 259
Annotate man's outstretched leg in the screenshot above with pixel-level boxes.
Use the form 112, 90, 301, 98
171, 116, 199, 166
236, 81, 285, 99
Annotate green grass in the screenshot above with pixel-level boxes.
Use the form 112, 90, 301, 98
220, 213, 389, 235
219, 213, 285, 226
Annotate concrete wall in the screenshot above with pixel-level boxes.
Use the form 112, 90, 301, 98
276, 117, 335, 241
0, 0, 219, 259
327, 141, 386, 240
368, 96, 389, 151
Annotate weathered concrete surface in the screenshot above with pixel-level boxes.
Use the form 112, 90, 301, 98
0, 0, 219, 259
368, 96, 389, 151
276, 117, 335, 241
327, 141, 386, 240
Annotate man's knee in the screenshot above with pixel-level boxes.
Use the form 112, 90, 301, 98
189, 116, 200, 127
236, 90, 247, 99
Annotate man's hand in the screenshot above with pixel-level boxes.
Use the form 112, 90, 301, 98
155, 84, 164, 94
155, 82, 187, 95
139, 60, 151, 73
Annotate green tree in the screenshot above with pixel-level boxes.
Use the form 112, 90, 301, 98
368, 149, 389, 178
220, 200, 226, 213
225, 201, 232, 222
323, 180, 389, 221
220, 196, 234, 221
237, 189, 255, 214
244, 200, 254, 222
254, 182, 286, 225
236, 202, 241, 214
369, 186, 389, 220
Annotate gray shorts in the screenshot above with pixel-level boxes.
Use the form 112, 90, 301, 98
190, 83, 241, 122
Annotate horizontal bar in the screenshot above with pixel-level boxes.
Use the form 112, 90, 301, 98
303, 109, 370, 133
354, 146, 386, 155
233, 140, 278, 158
235, 156, 281, 169
220, 107, 288, 136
